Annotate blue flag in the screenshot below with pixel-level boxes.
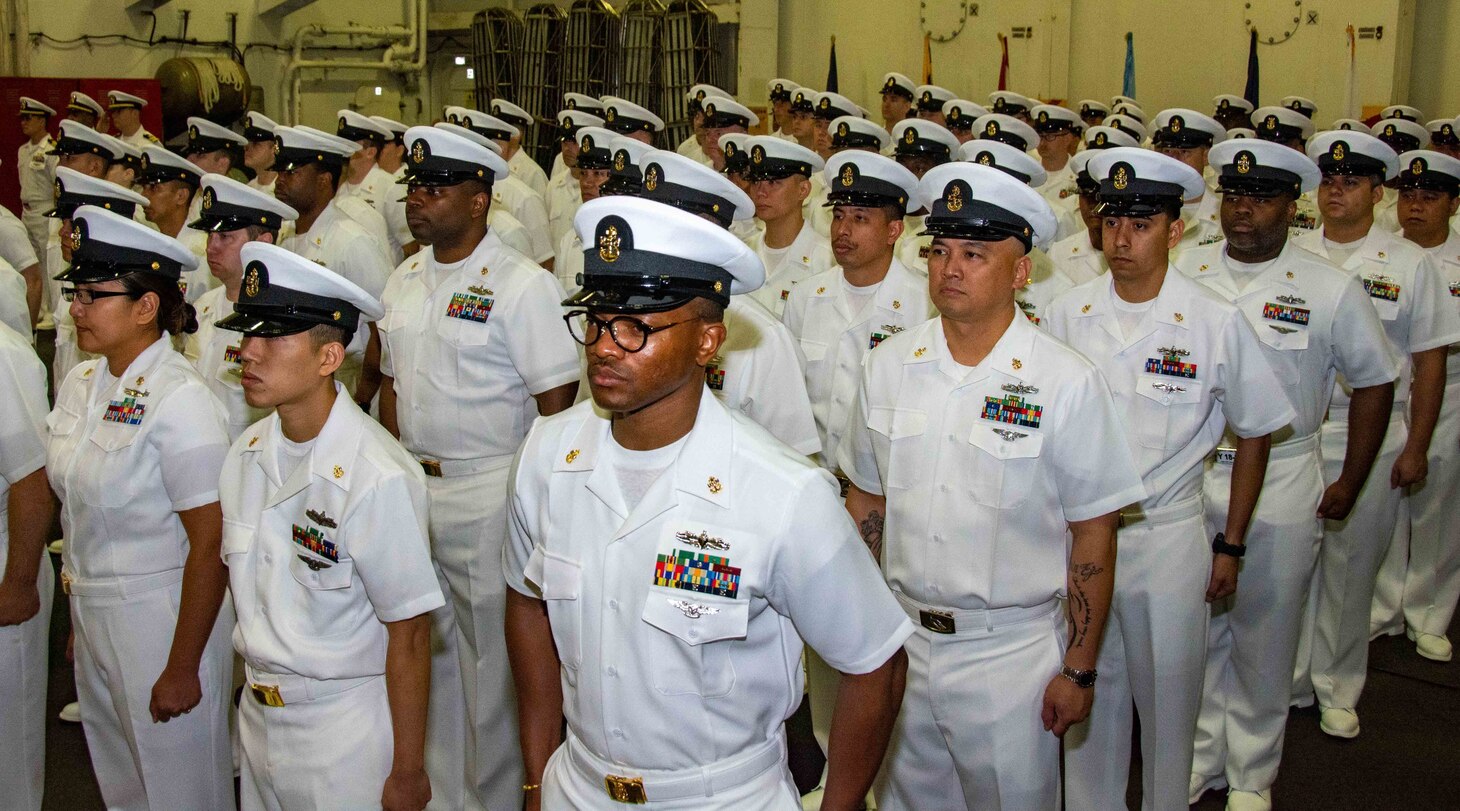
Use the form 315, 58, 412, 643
1123, 32, 1136, 99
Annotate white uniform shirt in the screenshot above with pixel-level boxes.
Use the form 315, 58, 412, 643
337, 165, 409, 263
1037, 163, 1079, 215
554, 230, 584, 295
840, 313, 1147, 609
175, 226, 217, 304
0, 324, 48, 577
0, 259, 28, 337
1176, 241, 1400, 439
378, 233, 580, 462
247, 176, 276, 197
508, 148, 549, 199
222, 386, 445, 680
1016, 249, 1076, 328
1418, 231, 1460, 380
16, 135, 56, 214
493, 175, 553, 264
674, 135, 710, 167
545, 169, 581, 250
46, 336, 230, 580
185, 286, 270, 442
550, 152, 567, 182
1294, 225, 1460, 407
329, 194, 396, 263
282, 200, 392, 395
0, 206, 41, 271
486, 207, 538, 262
712, 296, 820, 454
743, 221, 835, 318
1173, 205, 1225, 264
504, 388, 913, 770
118, 127, 161, 149
1049, 230, 1108, 286
804, 174, 833, 238
782, 258, 936, 471
1045, 270, 1295, 508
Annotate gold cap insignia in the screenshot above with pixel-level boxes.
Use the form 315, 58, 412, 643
1385, 124, 1397, 137
841, 164, 855, 187
67, 226, 82, 253
837, 122, 849, 137
606, 108, 617, 122
904, 128, 917, 144
201, 187, 215, 209
819, 97, 830, 110
1331, 141, 1346, 161
582, 134, 594, 151
1235, 151, 1253, 174
272, 139, 281, 157
645, 165, 660, 192
1169, 115, 1183, 132
945, 182, 964, 212
986, 121, 1000, 137
411, 139, 428, 165
1264, 115, 1278, 130
1094, 132, 1108, 146
598, 224, 622, 262
751, 145, 765, 164
1113, 165, 1130, 190
977, 152, 993, 166
189, 124, 200, 140
243, 265, 262, 298
1412, 157, 1427, 175
713, 281, 723, 293
921, 90, 932, 103
614, 151, 626, 170
1218, 99, 1230, 110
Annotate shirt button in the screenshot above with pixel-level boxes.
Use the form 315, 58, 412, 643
688, 628, 700, 640
612, 728, 625, 738
932, 534, 942, 543
606, 666, 618, 677
940, 483, 951, 493
947, 433, 957, 442
608, 599, 619, 611
263, 553, 271, 563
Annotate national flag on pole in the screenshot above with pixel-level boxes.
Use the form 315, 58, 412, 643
1243, 28, 1260, 108
997, 34, 1009, 91
826, 37, 839, 92
1343, 25, 1358, 119
1122, 32, 1136, 98
923, 33, 933, 84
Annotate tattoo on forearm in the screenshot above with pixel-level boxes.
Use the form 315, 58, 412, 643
859, 510, 884, 561
1067, 562, 1103, 649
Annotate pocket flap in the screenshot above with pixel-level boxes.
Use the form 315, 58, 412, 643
868, 407, 927, 438
89, 420, 141, 453
969, 423, 1045, 459
539, 550, 582, 601
1256, 320, 1310, 351
288, 554, 354, 590
221, 521, 255, 558
46, 408, 80, 436
641, 591, 749, 646
1133, 373, 1204, 406
800, 340, 828, 362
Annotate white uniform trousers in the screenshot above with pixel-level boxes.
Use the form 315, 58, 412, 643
875, 595, 1063, 811
71, 570, 236, 811
424, 564, 477, 811
1064, 497, 1210, 811
239, 672, 392, 810
543, 732, 800, 810
0, 554, 53, 811
1370, 493, 1411, 637
1401, 375, 1460, 636
20, 208, 47, 268
425, 462, 522, 811
1301, 409, 1408, 710
1192, 435, 1322, 793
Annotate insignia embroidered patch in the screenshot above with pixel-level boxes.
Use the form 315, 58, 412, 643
292, 524, 338, 562
1145, 349, 1197, 378
1362, 277, 1400, 302
223, 345, 241, 364
102, 397, 146, 425
705, 361, 726, 391
1450, 281, 1460, 298
446, 292, 494, 323
1262, 302, 1310, 325
982, 393, 1043, 429
655, 549, 741, 599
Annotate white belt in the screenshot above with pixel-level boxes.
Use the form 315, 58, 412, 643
413, 452, 512, 478
244, 663, 380, 708
61, 566, 183, 599
1212, 430, 1319, 465
895, 591, 1059, 636
562, 731, 783, 804
1117, 495, 1204, 528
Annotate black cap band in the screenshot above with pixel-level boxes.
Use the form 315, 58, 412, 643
48, 196, 138, 221
50, 136, 111, 159
218, 260, 361, 336
1152, 128, 1215, 149
337, 121, 385, 145
566, 214, 734, 311
921, 191, 1034, 251
825, 164, 910, 213
640, 165, 737, 227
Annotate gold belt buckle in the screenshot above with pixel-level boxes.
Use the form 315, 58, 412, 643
919, 608, 956, 634
420, 460, 443, 477
250, 684, 285, 707
60, 571, 73, 596
604, 774, 647, 804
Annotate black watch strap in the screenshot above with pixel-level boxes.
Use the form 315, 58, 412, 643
1212, 532, 1246, 558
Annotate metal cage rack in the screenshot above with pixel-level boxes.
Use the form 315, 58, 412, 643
471, 8, 523, 112
618, 0, 667, 114
518, 4, 569, 168
660, 0, 721, 149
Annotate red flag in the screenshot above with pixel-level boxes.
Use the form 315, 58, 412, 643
997, 34, 1010, 91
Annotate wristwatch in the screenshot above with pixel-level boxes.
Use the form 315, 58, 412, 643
1211, 532, 1246, 558
1060, 664, 1098, 688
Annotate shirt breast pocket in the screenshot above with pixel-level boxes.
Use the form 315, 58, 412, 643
867, 407, 927, 489
437, 310, 493, 384
968, 424, 1045, 508
1132, 373, 1206, 451
641, 590, 749, 698
88, 420, 144, 508
1256, 320, 1310, 351
531, 549, 583, 676
287, 552, 357, 637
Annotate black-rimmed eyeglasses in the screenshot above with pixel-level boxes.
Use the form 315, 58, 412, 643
563, 309, 703, 353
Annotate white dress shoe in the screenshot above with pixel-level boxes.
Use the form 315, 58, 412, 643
1319, 706, 1360, 738
59, 701, 81, 723
1415, 632, 1453, 662
1226, 788, 1273, 811
1190, 773, 1227, 804
47, 538, 63, 555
